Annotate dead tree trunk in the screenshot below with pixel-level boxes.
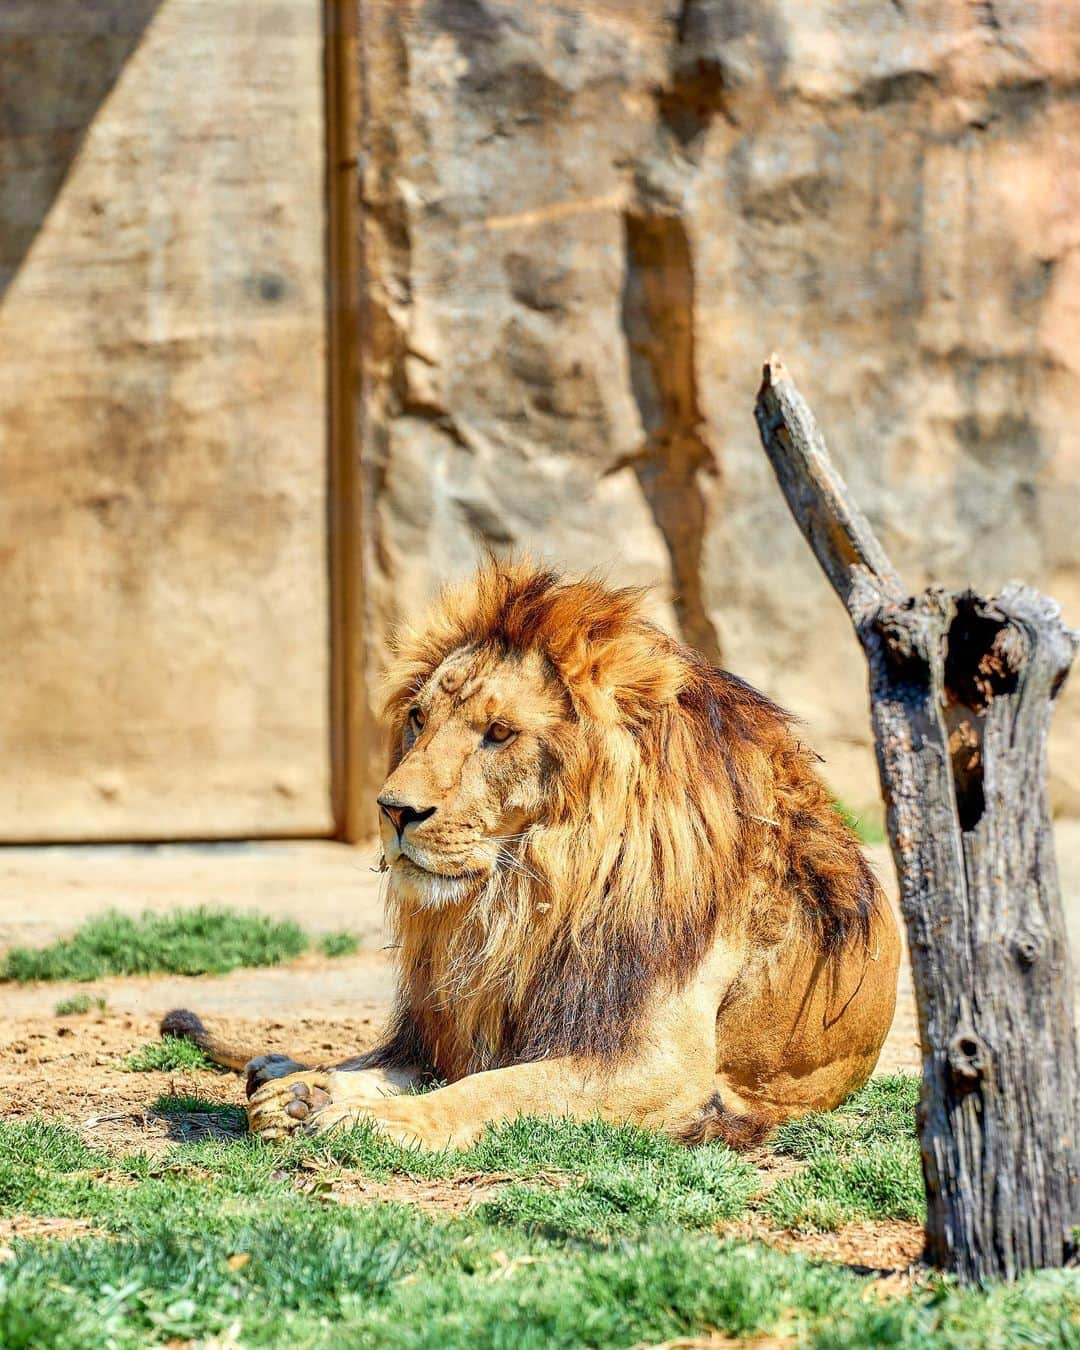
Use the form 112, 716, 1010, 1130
753, 356, 1080, 1283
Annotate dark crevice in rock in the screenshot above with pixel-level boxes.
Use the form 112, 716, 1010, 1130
977, 0, 1003, 33
658, 0, 738, 145
620, 210, 722, 666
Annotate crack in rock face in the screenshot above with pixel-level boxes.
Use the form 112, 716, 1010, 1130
621, 210, 722, 667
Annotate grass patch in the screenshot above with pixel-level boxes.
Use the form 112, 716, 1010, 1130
151, 1094, 242, 1119
813, 1270, 1080, 1349
475, 1155, 752, 1239
150, 1095, 248, 1137
317, 930, 358, 958
0, 1119, 860, 1348
0, 1205, 854, 1349
54, 993, 107, 1016
1, 1106, 1077, 1349
767, 1142, 924, 1232
124, 1037, 221, 1074
469, 1120, 758, 1237
766, 1075, 925, 1231
1, 906, 362, 983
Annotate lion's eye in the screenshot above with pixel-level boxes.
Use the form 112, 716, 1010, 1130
484, 721, 515, 745
408, 706, 427, 734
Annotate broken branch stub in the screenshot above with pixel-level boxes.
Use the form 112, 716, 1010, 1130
753, 355, 905, 616
754, 356, 1080, 1283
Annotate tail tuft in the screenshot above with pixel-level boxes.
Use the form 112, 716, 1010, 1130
158, 1008, 254, 1072
675, 1093, 771, 1150
160, 1008, 209, 1047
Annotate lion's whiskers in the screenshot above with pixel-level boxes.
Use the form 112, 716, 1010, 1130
495, 848, 548, 891
490, 830, 550, 893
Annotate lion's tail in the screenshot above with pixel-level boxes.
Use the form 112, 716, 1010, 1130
159, 1008, 259, 1073
674, 1092, 772, 1150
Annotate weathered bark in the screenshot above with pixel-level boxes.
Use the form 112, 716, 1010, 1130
754, 355, 1080, 1282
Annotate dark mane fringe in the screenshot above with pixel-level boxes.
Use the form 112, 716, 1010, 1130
495, 890, 725, 1066
676, 653, 874, 956
380, 562, 879, 1078
674, 1093, 772, 1150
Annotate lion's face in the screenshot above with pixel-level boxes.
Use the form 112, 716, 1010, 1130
378, 643, 569, 907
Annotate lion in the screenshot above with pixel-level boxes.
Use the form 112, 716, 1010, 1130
163, 562, 900, 1150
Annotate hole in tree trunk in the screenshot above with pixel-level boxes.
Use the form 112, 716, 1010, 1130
944, 705, 985, 832
943, 595, 1022, 834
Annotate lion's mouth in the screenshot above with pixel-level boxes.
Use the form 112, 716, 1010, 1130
396, 853, 486, 884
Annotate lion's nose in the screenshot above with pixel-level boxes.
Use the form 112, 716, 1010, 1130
377, 797, 437, 839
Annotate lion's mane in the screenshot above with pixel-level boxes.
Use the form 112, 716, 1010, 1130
371, 563, 876, 1083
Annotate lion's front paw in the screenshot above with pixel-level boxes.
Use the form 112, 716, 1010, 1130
247, 1071, 335, 1140
279, 1095, 450, 1150
299, 1100, 378, 1139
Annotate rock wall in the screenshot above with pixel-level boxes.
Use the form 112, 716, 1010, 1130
358, 0, 1080, 820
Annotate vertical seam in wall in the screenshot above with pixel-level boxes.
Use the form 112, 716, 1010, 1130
325, 0, 363, 840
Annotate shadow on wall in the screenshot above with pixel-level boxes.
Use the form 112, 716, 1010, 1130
0, 1, 164, 301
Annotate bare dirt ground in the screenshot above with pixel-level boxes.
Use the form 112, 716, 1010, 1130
0, 1011, 383, 1156
2, 826, 1079, 1276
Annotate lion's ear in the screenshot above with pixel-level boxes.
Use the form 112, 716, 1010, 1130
574, 632, 687, 726
524, 581, 688, 727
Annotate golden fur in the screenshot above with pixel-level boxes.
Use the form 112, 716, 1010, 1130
166, 562, 899, 1149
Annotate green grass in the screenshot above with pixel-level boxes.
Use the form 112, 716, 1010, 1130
54, 993, 107, 1016
473, 1144, 755, 1239
0, 907, 361, 983
151, 1093, 242, 1119
317, 930, 359, 958
0, 1201, 853, 1349
0, 1119, 849, 1348
812, 1272, 1080, 1349
766, 1076, 925, 1231
150, 1095, 248, 1137
123, 1036, 222, 1074
317, 1115, 758, 1239
0, 1099, 1077, 1349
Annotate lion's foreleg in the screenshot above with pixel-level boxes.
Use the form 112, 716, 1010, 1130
306, 1046, 718, 1149
300, 991, 725, 1152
